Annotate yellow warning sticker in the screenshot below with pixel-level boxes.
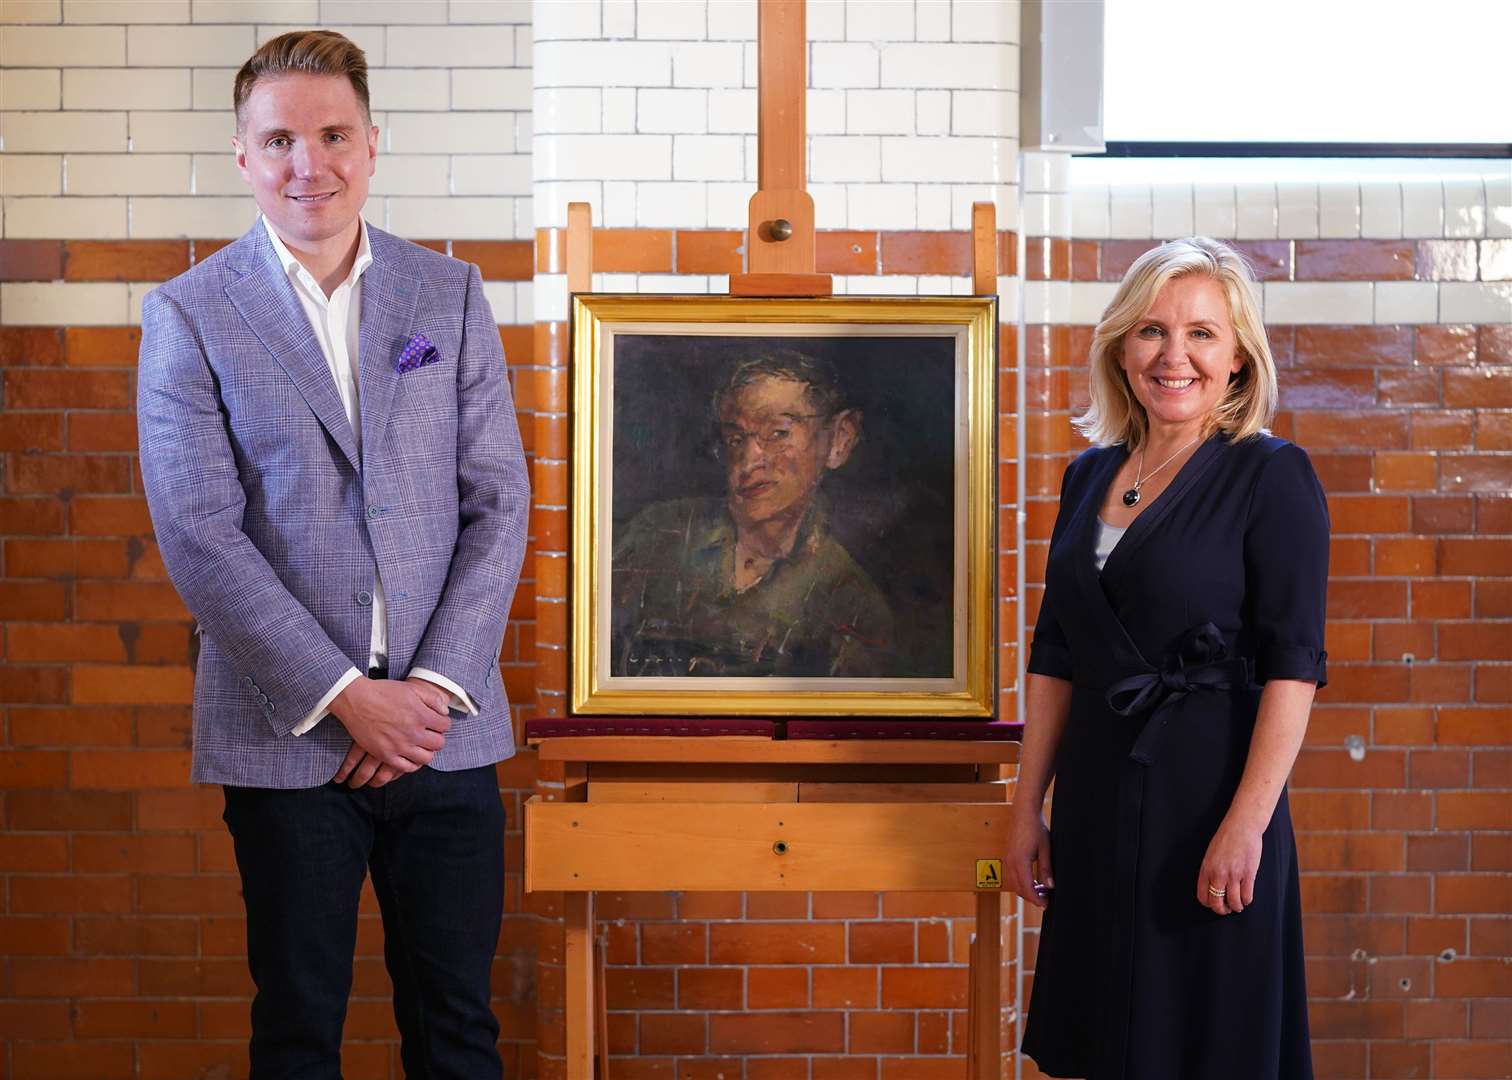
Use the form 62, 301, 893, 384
975, 859, 1002, 889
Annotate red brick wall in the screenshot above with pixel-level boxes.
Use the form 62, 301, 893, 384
1020, 236, 1511, 1080
3, 229, 1507, 1080
0, 238, 544, 1080
0, 230, 1021, 1080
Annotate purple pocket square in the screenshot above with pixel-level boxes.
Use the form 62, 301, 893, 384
395, 333, 440, 374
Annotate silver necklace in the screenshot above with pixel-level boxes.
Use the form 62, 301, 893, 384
1122, 436, 1201, 507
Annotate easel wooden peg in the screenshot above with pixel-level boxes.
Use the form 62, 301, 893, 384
729, 0, 832, 298
972, 201, 998, 297
566, 201, 594, 295
532, 202, 595, 723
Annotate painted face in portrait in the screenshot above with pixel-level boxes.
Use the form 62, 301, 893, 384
233, 72, 378, 253
1119, 275, 1246, 437
718, 374, 860, 532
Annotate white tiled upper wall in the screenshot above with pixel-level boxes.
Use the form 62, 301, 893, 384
0, 0, 532, 241
1071, 176, 1511, 243
996, 156, 1512, 326
532, 0, 1021, 234
1053, 169, 1512, 325
5, 0, 1024, 297
0, 0, 1027, 333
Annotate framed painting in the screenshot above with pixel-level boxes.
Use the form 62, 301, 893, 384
570, 294, 998, 717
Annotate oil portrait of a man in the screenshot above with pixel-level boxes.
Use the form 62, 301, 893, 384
612, 352, 894, 677
607, 334, 959, 685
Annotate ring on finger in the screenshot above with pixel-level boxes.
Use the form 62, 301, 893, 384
1206, 884, 1226, 898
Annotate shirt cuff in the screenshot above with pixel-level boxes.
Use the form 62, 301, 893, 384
292, 666, 362, 737
408, 667, 479, 716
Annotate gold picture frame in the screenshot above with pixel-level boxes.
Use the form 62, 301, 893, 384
570, 294, 998, 717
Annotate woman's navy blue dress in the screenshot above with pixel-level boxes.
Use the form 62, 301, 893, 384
1020, 433, 1328, 1080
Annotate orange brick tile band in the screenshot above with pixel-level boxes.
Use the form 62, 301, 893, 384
531, 228, 1019, 278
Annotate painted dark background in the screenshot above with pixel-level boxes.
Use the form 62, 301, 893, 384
611, 333, 959, 677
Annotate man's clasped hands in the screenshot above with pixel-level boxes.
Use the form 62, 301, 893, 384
327, 676, 453, 788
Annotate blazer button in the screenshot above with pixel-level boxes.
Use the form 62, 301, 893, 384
242, 675, 254, 687
367, 505, 380, 519
356, 591, 372, 606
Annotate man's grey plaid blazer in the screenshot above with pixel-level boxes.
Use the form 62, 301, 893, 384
138, 221, 530, 789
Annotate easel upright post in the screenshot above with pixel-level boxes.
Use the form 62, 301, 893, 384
730, 0, 831, 297
972, 891, 1004, 1078
564, 891, 595, 1078
970, 197, 1002, 1080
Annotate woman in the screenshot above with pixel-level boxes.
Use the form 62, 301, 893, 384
1008, 237, 1327, 1079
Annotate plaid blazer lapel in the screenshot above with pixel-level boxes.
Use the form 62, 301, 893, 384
223, 226, 362, 472
356, 230, 420, 462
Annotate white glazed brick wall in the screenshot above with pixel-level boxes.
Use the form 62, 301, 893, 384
1018, 148, 1070, 329
1074, 177, 1512, 243
0, 0, 532, 323
532, 0, 1020, 250
1060, 175, 1512, 326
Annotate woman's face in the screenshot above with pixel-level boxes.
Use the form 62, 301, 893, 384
1119, 275, 1245, 437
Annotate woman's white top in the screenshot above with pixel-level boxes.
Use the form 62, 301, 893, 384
1094, 517, 1128, 572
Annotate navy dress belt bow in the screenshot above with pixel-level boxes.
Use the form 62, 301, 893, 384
1104, 622, 1253, 765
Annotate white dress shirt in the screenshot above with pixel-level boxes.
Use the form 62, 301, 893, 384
260, 217, 478, 736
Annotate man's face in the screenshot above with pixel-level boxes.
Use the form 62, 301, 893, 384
718, 375, 858, 530
232, 72, 377, 252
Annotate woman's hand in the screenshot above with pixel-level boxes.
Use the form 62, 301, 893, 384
1197, 817, 1263, 915
1006, 807, 1055, 909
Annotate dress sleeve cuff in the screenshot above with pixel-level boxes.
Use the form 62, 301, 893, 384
292, 666, 362, 737
408, 667, 480, 716
1255, 645, 1328, 689
1026, 639, 1074, 682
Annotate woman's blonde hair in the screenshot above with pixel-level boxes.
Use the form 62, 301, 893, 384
1074, 237, 1277, 450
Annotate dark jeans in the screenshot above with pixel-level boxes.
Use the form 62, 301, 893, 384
223, 764, 505, 1079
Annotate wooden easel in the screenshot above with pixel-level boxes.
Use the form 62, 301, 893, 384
528, 738, 1015, 1080
538, 3, 1012, 1078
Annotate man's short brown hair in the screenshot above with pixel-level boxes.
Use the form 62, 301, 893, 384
233, 30, 371, 130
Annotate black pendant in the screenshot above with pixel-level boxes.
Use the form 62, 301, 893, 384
1122, 487, 1140, 507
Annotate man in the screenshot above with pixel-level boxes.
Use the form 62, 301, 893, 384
136, 30, 528, 1078
611, 353, 894, 677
